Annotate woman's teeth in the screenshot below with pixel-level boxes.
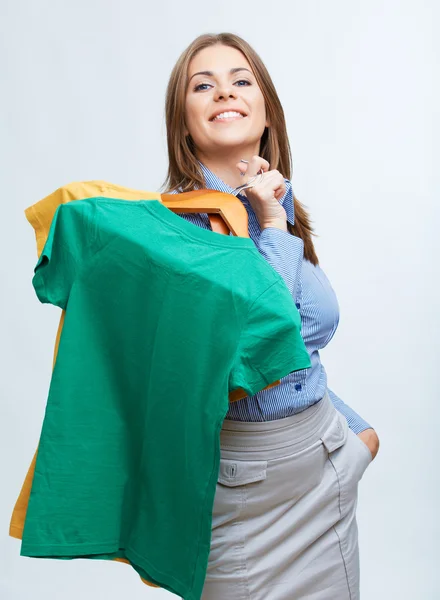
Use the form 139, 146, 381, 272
212, 111, 245, 122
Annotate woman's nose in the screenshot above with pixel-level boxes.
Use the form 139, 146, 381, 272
214, 85, 237, 101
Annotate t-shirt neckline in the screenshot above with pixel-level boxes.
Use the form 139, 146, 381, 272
143, 200, 255, 248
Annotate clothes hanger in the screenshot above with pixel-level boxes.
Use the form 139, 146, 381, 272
161, 189, 247, 236
160, 173, 281, 401
160, 169, 264, 236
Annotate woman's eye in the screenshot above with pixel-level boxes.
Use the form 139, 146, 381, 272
194, 83, 211, 91
194, 80, 251, 92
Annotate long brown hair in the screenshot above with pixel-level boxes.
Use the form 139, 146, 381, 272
160, 32, 319, 266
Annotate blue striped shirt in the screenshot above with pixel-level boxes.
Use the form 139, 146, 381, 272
169, 162, 372, 434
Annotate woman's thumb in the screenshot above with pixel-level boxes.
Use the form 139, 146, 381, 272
236, 160, 248, 175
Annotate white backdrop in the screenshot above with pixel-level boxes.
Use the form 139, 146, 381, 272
1, 1, 438, 598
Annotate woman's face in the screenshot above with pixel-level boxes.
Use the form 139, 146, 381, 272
184, 44, 268, 157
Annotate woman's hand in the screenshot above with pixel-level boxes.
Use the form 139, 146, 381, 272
236, 155, 288, 231
357, 428, 380, 460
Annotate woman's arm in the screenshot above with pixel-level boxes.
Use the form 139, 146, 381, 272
238, 164, 303, 299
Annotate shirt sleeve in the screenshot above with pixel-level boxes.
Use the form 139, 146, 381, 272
327, 386, 373, 434
254, 184, 304, 299
32, 201, 97, 310
229, 279, 312, 398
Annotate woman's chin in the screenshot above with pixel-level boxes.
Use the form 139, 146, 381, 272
207, 134, 259, 150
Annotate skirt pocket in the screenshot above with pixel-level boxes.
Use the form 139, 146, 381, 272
217, 458, 268, 487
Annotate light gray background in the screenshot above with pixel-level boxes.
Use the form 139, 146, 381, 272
1, 1, 438, 598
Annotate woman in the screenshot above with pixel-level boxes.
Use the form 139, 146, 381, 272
161, 33, 380, 600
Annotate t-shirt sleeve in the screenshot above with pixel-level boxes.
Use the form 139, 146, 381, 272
229, 279, 311, 397
32, 201, 97, 310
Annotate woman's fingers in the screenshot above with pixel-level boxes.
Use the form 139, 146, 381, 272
258, 172, 286, 201
233, 155, 288, 227
274, 182, 286, 201
235, 155, 270, 181
236, 157, 285, 199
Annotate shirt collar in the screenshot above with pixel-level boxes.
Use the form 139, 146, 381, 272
197, 161, 295, 227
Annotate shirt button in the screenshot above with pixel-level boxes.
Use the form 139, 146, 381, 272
295, 383, 302, 391
295, 302, 301, 309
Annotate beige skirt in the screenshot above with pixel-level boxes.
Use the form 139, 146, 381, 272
200, 390, 372, 600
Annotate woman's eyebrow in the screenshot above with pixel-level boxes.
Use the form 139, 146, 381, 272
189, 67, 252, 82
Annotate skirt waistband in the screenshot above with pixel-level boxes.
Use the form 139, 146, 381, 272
219, 391, 337, 460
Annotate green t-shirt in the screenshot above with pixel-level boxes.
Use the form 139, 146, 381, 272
21, 197, 311, 600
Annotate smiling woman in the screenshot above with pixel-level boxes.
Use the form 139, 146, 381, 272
159, 32, 379, 600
